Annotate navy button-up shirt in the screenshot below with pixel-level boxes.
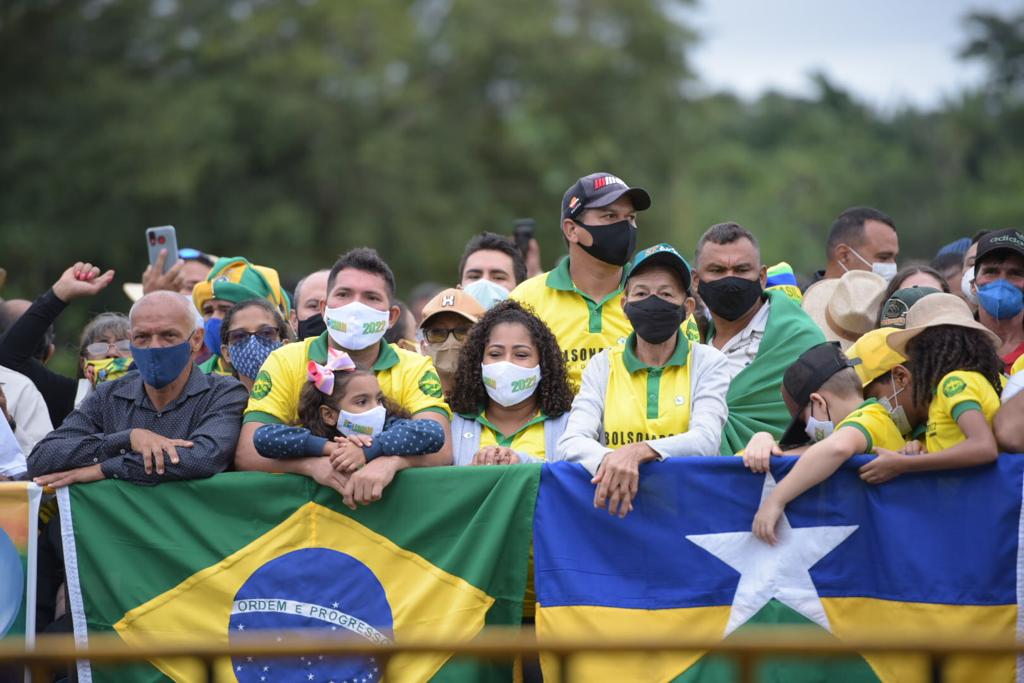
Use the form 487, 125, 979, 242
28, 365, 247, 484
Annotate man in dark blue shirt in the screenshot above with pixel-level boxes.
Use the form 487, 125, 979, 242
29, 291, 247, 486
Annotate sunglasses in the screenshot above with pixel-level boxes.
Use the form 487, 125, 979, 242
84, 340, 132, 358
227, 326, 281, 346
423, 326, 472, 344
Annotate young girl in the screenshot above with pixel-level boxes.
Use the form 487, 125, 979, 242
253, 348, 444, 472
754, 294, 1002, 544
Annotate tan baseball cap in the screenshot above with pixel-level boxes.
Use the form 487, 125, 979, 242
802, 271, 887, 350
419, 288, 486, 327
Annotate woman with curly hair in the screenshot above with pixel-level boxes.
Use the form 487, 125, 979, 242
558, 244, 730, 518
858, 292, 1004, 483
447, 300, 574, 466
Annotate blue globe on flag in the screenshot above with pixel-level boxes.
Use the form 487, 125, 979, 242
228, 548, 393, 683
0, 529, 24, 637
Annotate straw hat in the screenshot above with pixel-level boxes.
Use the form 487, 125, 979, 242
802, 271, 887, 350
845, 328, 906, 386
886, 292, 1000, 357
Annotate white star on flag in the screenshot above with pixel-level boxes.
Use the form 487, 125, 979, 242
686, 472, 858, 637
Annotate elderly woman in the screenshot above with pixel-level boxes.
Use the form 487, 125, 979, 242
447, 300, 574, 465
558, 243, 730, 517
0, 262, 136, 425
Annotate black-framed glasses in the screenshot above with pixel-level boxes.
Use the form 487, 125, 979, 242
84, 340, 132, 358
423, 326, 472, 344
227, 325, 280, 346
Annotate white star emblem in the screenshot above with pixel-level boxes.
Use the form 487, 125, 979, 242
332, 601, 339, 608
263, 665, 270, 672
236, 665, 242, 672
236, 624, 245, 631
308, 674, 315, 680
685, 472, 858, 636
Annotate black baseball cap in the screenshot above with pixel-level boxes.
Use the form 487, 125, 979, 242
974, 228, 1024, 274
779, 342, 861, 447
561, 172, 651, 221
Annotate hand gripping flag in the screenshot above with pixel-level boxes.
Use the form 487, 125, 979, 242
59, 468, 539, 682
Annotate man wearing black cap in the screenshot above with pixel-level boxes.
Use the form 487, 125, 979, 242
510, 172, 650, 393
970, 228, 1024, 372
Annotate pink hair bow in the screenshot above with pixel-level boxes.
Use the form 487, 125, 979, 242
307, 348, 356, 394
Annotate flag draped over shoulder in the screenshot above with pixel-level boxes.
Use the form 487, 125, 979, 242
534, 457, 1024, 683
0, 482, 41, 648
716, 290, 826, 454
59, 468, 539, 683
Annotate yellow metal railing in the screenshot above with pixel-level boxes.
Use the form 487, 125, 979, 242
1, 627, 1022, 682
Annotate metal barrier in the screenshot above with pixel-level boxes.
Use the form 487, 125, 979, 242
1, 627, 1021, 682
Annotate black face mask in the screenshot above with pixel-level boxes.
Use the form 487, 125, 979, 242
624, 295, 685, 345
297, 313, 327, 339
698, 276, 763, 322
574, 219, 637, 267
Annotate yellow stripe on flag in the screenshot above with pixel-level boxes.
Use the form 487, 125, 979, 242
114, 502, 494, 682
822, 597, 1016, 683
536, 603, 731, 682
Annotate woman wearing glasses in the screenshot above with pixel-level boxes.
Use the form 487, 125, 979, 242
417, 287, 486, 396
446, 299, 574, 466
0, 261, 134, 424
218, 299, 294, 393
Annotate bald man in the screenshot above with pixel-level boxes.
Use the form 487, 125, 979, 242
28, 291, 248, 487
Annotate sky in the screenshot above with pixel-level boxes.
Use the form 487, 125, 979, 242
683, 0, 1021, 109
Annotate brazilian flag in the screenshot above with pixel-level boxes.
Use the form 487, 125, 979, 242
58, 468, 538, 682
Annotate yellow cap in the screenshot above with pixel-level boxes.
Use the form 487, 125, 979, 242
844, 328, 906, 386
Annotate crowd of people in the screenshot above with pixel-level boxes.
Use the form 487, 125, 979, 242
3, 170, 1024, 639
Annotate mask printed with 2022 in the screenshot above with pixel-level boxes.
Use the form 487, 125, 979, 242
324, 302, 390, 350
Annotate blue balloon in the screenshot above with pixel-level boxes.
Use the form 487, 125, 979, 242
0, 529, 25, 637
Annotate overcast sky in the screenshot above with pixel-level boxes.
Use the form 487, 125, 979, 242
683, 0, 1020, 109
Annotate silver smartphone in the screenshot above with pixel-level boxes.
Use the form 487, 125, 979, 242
146, 226, 178, 274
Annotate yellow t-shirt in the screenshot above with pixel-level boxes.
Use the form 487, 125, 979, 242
510, 259, 631, 393
243, 332, 450, 425
472, 412, 549, 458
835, 399, 905, 452
602, 334, 693, 447
923, 370, 1000, 453
1011, 354, 1024, 377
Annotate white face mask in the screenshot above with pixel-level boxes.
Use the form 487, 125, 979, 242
960, 269, 978, 305
463, 279, 510, 310
338, 404, 387, 438
324, 302, 390, 351
844, 247, 897, 282
481, 361, 541, 407
879, 377, 912, 436
805, 416, 835, 443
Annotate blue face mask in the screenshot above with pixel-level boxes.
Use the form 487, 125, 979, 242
463, 279, 510, 310
978, 279, 1024, 320
130, 336, 195, 389
203, 316, 223, 356
228, 335, 282, 379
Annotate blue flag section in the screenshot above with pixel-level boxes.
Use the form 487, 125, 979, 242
533, 457, 1024, 683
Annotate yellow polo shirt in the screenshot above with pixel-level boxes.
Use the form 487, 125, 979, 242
243, 332, 450, 425
603, 334, 693, 447
510, 259, 631, 393
924, 371, 1000, 452
835, 399, 905, 453
1011, 354, 1024, 377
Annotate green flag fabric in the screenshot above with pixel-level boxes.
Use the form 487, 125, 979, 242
715, 290, 826, 454
58, 468, 539, 683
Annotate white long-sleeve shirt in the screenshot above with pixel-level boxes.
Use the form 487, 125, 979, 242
557, 342, 730, 474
